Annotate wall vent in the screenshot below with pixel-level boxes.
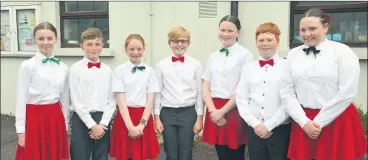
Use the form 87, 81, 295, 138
198, 2, 217, 18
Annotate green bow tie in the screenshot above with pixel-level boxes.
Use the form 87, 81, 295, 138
219, 47, 229, 57
132, 66, 146, 73
42, 57, 60, 65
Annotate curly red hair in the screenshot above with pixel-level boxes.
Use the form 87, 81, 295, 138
255, 22, 281, 43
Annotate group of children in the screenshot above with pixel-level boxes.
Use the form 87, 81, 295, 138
14, 8, 367, 160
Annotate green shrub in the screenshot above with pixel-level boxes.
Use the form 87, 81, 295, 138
356, 105, 367, 135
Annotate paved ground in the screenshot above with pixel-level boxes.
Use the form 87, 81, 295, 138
1, 114, 219, 160
2, 114, 366, 160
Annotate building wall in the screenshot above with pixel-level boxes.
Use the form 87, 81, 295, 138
1, 2, 367, 115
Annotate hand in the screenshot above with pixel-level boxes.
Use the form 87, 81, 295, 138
215, 118, 227, 127
303, 121, 322, 139
89, 124, 106, 140
210, 109, 225, 123
128, 126, 142, 139
208, 107, 216, 113
136, 124, 145, 135
154, 118, 164, 133
18, 133, 25, 147
254, 124, 270, 139
193, 120, 203, 135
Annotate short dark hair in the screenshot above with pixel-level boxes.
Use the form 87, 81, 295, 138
219, 15, 241, 30
302, 8, 331, 25
33, 22, 57, 38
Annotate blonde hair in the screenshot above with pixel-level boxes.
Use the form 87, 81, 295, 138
167, 26, 191, 44
80, 28, 103, 44
255, 22, 281, 43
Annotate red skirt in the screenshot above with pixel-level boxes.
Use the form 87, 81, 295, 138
201, 98, 248, 149
15, 102, 69, 160
109, 107, 160, 160
288, 103, 367, 160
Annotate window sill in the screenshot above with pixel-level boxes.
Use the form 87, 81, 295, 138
1, 48, 116, 58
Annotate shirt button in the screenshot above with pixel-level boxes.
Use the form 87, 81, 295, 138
263, 94, 265, 96
264, 81, 266, 83
262, 118, 264, 121
261, 107, 264, 109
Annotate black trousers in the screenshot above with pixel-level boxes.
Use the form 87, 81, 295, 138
244, 123, 291, 160
160, 106, 197, 160
70, 112, 111, 160
215, 144, 246, 160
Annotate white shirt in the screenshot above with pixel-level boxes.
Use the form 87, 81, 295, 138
69, 57, 116, 129
154, 54, 204, 115
15, 52, 70, 133
202, 42, 254, 98
236, 54, 290, 132
112, 61, 158, 107
280, 38, 360, 129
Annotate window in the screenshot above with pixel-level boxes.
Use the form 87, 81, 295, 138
59, 1, 109, 48
1, 5, 40, 55
290, 1, 367, 48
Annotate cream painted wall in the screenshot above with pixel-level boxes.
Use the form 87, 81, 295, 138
1, 2, 367, 115
237, 2, 367, 111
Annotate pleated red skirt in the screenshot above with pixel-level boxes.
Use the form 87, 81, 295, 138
201, 98, 248, 149
15, 102, 69, 160
288, 103, 367, 160
109, 107, 160, 160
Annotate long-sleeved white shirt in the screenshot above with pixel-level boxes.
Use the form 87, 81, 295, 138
15, 52, 70, 133
236, 54, 290, 132
112, 61, 158, 107
69, 57, 116, 129
202, 42, 254, 99
280, 38, 360, 129
154, 54, 204, 115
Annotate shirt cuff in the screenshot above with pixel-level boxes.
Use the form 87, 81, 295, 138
153, 109, 161, 115
99, 118, 110, 127
16, 125, 25, 134
86, 119, 97, 129
296, 116, 310, 129
263, 120, 275, 132
65, 122, 69, 132
196, 107, 204, 115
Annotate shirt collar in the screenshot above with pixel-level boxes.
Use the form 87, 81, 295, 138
126, 60, 144, 68
258, 52, 281, 64
171, 53, 186, 58
303, 37, 328, 51
220, 42, 238, 55
82, 57, 100, 64
34, 52, 55, 62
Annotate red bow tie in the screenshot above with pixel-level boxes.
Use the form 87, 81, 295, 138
172, 56, 185, 62
259, 59, 274, 67
88, 62, 101, 69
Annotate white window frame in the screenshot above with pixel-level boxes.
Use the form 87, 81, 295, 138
1, 4, 40, 56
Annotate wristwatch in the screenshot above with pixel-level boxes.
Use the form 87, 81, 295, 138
140, 119, 147, 126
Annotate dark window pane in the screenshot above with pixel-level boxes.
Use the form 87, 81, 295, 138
95, 18, 109, 43
64, 2, 77, 12
63, 19, 79, 44
292, 11, 367, 44
62, 18, 109, 47
77, 2, 95, 12
94, 2, 108, 11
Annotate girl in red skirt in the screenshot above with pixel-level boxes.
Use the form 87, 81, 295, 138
201, 15, 254, 160
109, 34, 160, 160
15, 22, 70, 160
281, 8, 367, 160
